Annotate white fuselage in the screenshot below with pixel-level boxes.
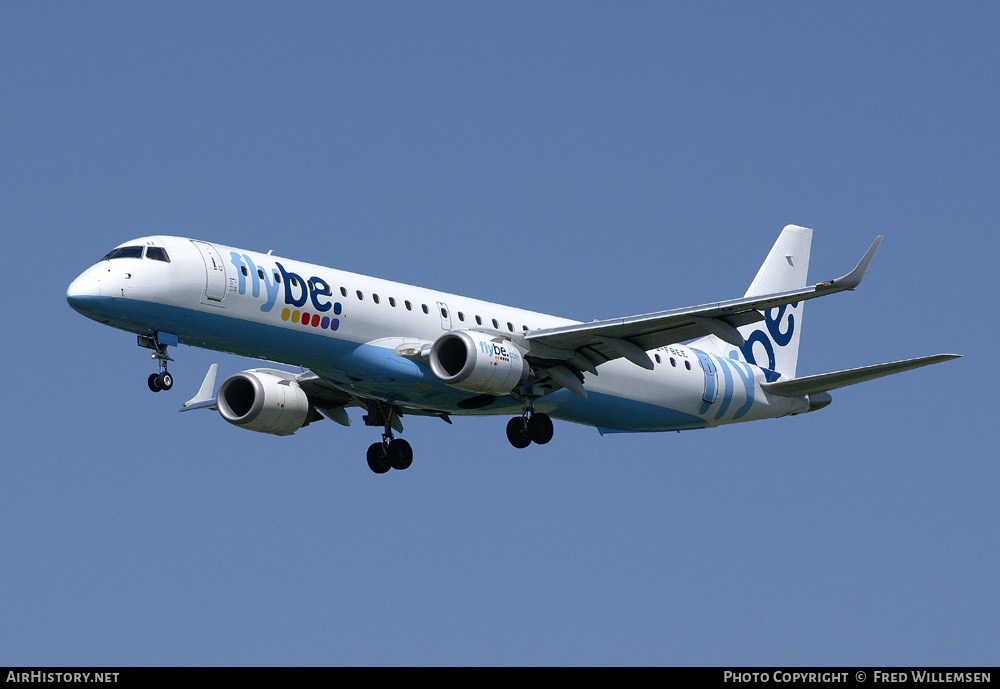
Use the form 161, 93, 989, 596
67, 236, 809, 434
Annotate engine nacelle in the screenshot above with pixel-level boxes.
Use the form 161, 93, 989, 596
429, 330, 529, 395
217, 370, 312, 436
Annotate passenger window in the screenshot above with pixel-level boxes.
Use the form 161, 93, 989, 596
421, 304, 429, 314
685, 361, 691, 370
340, 287, 347, 297
458, 312, 465, 322
475, 315, 483, 325
441, 307, 449, 318
241, 266, 249, 277
389, 297, 396, 307
670, 357, 676, 367
274, 272, 282, 284
507, 322, 513, 332
405, 300, 412, 311
522, 325, 529, 332
356, 290, 364, 300
290, 276, 298, 287
258, 269, 265, 280
146, 247, 170, 263
655, 354, 661, 364
492, 318, 499, 329
373, 294, 380, 304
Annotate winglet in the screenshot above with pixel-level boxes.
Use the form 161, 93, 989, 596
818, 235, 883, 290
180, 363, 219, 412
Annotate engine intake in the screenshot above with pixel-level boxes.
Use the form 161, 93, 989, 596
429, 330, 529, 395
217, 370, 313, 436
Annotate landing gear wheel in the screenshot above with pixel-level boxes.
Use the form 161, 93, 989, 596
147, 373, 162, 392
156, 371, 173, 391
527, 413, 554, 445
366, 442, 391, 474
387, 438, 413, 471
506, 417, 531, 449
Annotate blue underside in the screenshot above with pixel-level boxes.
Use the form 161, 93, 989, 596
68, 295, 708, 433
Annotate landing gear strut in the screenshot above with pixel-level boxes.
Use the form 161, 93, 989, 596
139, 333, 174, 392
506, 409, 554, 449
364, 401, 413, 474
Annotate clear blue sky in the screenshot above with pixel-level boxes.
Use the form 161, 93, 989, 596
2, 2, 996, 666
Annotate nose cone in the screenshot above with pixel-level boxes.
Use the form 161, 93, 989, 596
66, 273, 101, 314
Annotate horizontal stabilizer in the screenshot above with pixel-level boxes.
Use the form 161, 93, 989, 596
761, 354, 960, 397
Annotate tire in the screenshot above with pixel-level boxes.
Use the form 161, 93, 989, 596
366, 442, 391, 474
387, 438, 413, 471
148, 373, 162, 392
157, 371, 173, 390
527, 413, 554, 445
506, 417, 531, 449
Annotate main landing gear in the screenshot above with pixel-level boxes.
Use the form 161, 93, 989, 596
506, 411, 554, 449
364, 401, 414, 474
366, 437, 413, 474
138, 333, 174, 392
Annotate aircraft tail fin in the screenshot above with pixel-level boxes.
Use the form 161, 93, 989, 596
692, 225, 813, 378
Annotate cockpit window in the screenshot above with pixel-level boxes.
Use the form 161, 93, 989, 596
146, 247, 170, 263
102, 246, 144, 261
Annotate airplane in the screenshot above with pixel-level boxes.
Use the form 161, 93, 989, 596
66, 225, 958, 474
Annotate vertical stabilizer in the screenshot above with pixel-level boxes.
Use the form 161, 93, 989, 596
692, 225, 811, 378
743, 225, 812, 300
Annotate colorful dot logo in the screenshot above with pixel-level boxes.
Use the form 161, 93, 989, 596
280, 303, 341, 331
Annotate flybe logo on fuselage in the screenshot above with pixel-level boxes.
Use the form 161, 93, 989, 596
229, 252, 343, 331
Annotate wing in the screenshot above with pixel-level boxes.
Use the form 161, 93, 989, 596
179, 362, 456, 431
179, 364, 358, 426
524, 236, 883, 371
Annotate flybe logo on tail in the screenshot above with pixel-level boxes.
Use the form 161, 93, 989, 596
229, 252, 343, 331
739, 303, 796, 372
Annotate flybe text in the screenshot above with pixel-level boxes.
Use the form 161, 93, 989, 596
229, 253, 331, 314
480, 341, 518, 361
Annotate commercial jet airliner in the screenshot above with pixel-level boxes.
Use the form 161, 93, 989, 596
67, 225, 958, 474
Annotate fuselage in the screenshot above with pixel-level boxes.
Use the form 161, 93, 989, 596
66, 236, 809, 434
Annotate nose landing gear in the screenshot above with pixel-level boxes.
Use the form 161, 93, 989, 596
147, 371, 173, 392
138, 333, 175, 392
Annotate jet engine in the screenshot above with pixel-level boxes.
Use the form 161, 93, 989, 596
216, 370, 314, 436
429, 330, 529, 395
